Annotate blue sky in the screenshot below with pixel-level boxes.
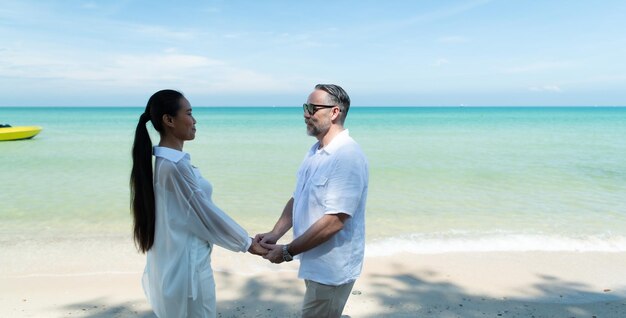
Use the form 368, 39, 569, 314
1, 0, 625, 106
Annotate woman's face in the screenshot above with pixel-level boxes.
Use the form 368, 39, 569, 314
170, 97, 196, 141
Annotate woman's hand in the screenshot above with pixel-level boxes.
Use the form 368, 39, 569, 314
248, 240, 269, 256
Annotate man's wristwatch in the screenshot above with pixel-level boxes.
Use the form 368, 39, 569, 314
282, 244, 293, 262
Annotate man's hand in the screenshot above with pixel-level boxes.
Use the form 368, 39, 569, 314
260, 243, 284, 264
254, 232, 281, 245
247, 241, 268, 256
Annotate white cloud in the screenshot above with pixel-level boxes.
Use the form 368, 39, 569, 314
529, 85, 562, 92
0, 48, 294, 94
199, 69, 286, 93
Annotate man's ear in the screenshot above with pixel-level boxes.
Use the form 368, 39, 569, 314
162, 114, 174, 128
331, 107, 341, 122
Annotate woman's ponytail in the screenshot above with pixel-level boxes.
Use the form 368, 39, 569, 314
131, 111, 155, 253
130, 89, 184, 253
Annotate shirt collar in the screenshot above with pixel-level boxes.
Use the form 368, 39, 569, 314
153, 146, 190, 163
312, 129, 350, 155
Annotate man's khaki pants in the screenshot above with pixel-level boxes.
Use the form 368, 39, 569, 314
302, 279, 355, 318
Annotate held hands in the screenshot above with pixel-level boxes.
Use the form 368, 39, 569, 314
253, 232, 288, 264
247, 240, 269, 256
254, 231, 280, 245
247, 232, 278, 257
260, 243, 285, 264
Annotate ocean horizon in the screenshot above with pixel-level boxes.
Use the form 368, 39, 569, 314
2, 106, 625, 256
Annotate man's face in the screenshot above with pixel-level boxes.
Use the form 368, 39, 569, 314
304, 89, 334, 137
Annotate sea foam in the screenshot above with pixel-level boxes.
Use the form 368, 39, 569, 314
365, 232, 626, 256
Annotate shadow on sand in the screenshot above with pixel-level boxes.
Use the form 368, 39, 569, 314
63, 265, 626, 317
62, 298, 156, 317
355, 263, 626, 317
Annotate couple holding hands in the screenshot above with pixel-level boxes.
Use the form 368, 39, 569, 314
130, 84, 368, 318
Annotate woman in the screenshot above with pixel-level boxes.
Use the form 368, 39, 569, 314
130, 89, 266, 318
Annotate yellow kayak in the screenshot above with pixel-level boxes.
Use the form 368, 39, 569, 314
0, 126, 43, 141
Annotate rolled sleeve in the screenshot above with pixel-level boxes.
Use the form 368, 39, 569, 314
323, 150, 368, 216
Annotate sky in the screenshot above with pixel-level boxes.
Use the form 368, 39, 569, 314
1, 0, 625, 107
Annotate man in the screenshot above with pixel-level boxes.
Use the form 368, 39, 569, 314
256, 84, 369, 318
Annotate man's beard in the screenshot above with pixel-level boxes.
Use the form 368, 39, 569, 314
306, 118, 330, 137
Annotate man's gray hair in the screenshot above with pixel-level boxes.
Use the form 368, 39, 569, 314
315, 84, 351, 124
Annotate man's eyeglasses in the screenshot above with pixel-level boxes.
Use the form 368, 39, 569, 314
303, 103, 337, 115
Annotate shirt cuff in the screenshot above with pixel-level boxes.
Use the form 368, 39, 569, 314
244, 236, 253, 253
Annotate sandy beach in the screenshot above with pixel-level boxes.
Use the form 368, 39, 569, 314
2, 236, 626, 318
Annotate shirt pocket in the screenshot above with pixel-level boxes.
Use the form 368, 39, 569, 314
313, 176, 328, 186
310, 175, 329, 207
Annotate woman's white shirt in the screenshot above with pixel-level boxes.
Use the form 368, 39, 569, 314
142, 146, 251, 318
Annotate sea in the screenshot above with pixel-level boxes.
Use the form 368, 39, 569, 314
2, 106, 626, 257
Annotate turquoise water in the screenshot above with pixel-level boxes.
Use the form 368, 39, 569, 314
2, 107, 626, 254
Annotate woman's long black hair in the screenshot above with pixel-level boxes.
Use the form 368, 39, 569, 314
130, 89, 184, 253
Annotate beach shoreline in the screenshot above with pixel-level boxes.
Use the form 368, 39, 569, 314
2, 248, 625, 317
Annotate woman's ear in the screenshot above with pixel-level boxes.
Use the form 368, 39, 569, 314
162, 114, 174, 128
